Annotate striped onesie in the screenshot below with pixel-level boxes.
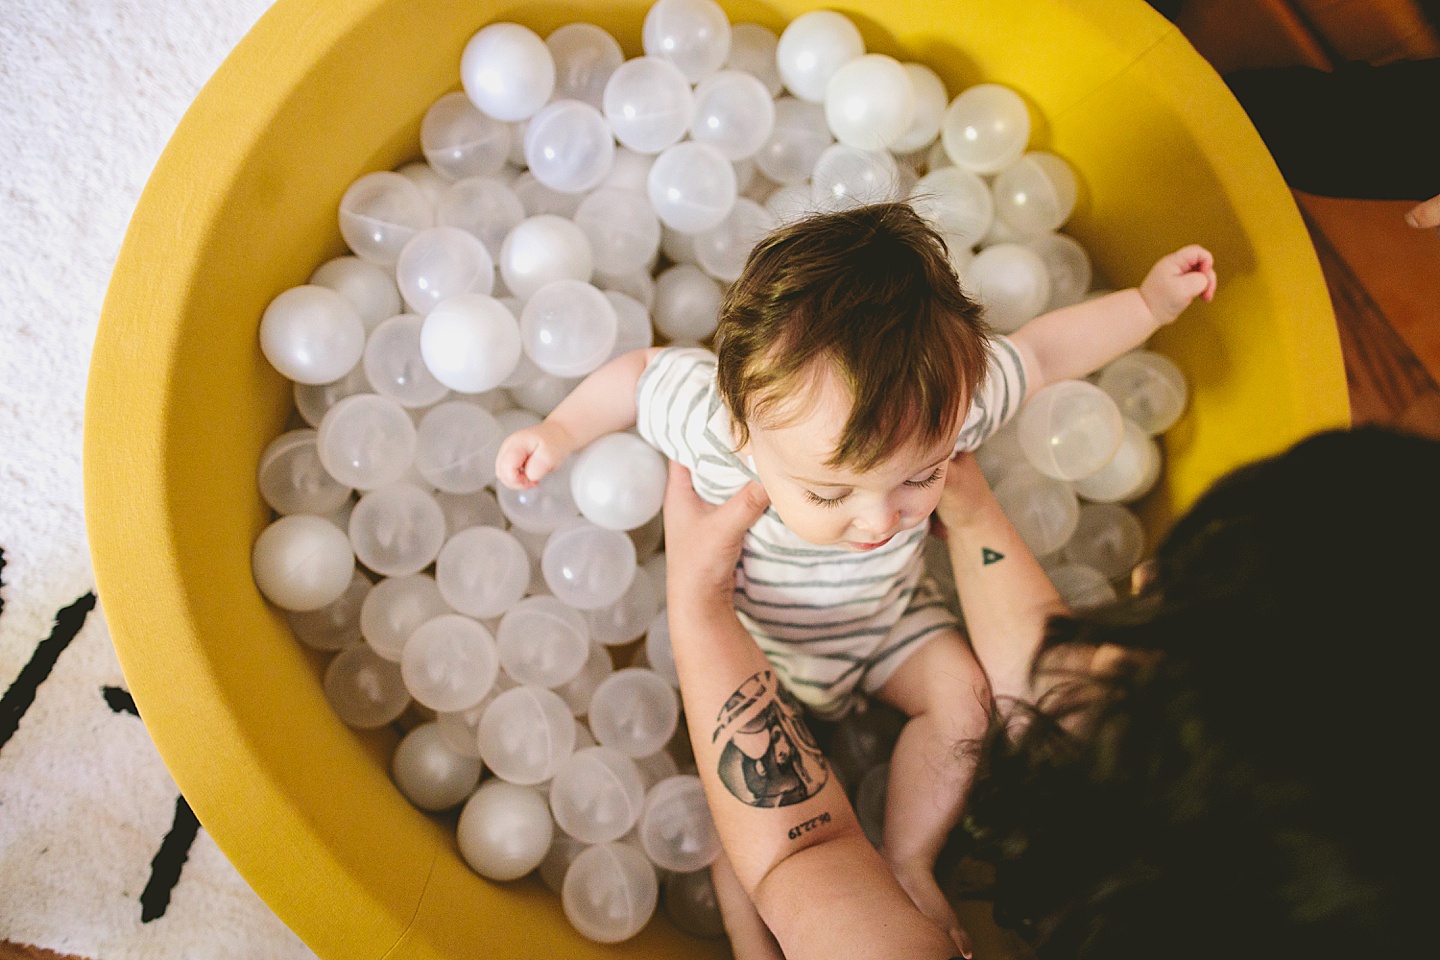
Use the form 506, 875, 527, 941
637, 341, 1028, 718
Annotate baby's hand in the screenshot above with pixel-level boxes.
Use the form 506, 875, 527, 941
1139, 244, 1217, 326
495, 421, 573, 490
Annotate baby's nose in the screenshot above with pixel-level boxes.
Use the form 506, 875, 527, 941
857, 505, 901, 537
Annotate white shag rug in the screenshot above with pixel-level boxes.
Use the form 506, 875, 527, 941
0, 2, 318, 957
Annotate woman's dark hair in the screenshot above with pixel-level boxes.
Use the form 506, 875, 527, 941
963, 427, 1438, 960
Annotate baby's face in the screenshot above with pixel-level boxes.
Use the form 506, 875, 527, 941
740, 370, 953, 551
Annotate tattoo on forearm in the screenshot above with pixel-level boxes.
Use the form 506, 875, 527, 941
787, 811, 832, 840
982, 547, 1005, 565
712, 670, 829, 808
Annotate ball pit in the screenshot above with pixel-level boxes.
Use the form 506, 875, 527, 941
85, 1, 1347, 958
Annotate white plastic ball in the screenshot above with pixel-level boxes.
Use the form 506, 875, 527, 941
588, 668, 679, 758
890, 63, 949, 154
574, 188, 662, 277
992, 152, 1079, 237
726, 22, 783, 95
391, 722, 484, 811
496, 595, 591, 688
642, 0, 732, 83
542, 520, 638, 610
400, 613, 500, 712
693, 197, 773, 284
648, 141, 738, 234
434, 488, 505, 539
910, 166, 994, 250
512, 171, 584, 219
540, 832, 591, 895
524, 99, 616, 194
642, 610, 679, 687
1028, 232, 1093, 310
603, 57, 695, 155
338, 171, 434, 268
435, 176, 526, 260
550, 745, 647, 844
258, 428, 353, 516
823, 54, 915, 151
604, 292, 655, 360
661, 224, 699, 265
652, 264, 722, 342
396, 160, 450, 206
563, 843, 659, 944
414, 400, 504, 493
363, 314, 450, 408
456, 780, 554, 880
316, 393, 418, 490
775, 10, 864, 103
691, 70, 776, 161
638, 775, 720, 872
285, 571, 370, 651
418, 293, 521, 393
586, 567, 662, 648
1097, 350, 1189, 435
1046, 562, 1117, 611
310, 256, 402, 331
259, 285, 366, 386
396, 226, 496, 314
421, 91, 512, 181
460, 23, 556, 122
348, 482, 447, 577
499, 214, 595, 299
664, 868, 725, 939
810, 144, 901, 211
477, 685, 577, 784
360, 573, 448, 661
509, 371, 581, 417
497, 461, 581, 532
569, 433, 668, 531
764, 182, 817, 225
1073, 418, 1162, 504
322, 643, 410, 729
435, 526, 530, 619
1065, 503, 1145, 581
557, 641, 616, 717
993, 466, 1082, 557
1017, 380, 1125, 481
520, 279, 618, 378
965, 242, 1052, 334
941, 83, 1032, 175
252, 514, 355, 612
547, 22, 624, 109
602, 147, 658, 193
974, 419, 1028, 486
754, 97, 833, 185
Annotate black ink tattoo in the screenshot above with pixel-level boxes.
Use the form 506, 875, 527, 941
981, 547, 1005, 565
713, 670, 828, 808
787, 811, 832, 840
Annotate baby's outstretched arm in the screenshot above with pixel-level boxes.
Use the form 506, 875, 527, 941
495, 347, 662, 489
1009, 245, 1216, 392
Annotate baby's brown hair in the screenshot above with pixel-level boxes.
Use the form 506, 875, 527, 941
715, 202, 990, 471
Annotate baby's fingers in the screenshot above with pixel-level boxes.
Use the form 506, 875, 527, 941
495, 435, 540, 490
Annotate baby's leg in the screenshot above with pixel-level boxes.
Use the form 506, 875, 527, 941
875, 628, 990, 955
709, 850, 784, 960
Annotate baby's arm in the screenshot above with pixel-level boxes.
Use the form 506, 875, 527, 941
495, 347, 662, 489
1008, 245, 1216, 392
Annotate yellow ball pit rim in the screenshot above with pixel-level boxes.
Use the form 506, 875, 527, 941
84, 1, 1347, 958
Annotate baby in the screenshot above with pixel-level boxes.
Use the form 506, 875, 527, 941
496, 202, 1216, 943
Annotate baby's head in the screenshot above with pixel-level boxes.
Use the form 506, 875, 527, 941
715, 202, 990, 550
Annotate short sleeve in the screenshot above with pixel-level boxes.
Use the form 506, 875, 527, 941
954, 335, 1028, 452
635, 346, 755, 503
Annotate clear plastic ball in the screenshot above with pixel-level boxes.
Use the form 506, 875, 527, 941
348, 482, 447, 577
1065, 503, 1145, 581
890, 63, 949, 154
252, 514, 356, 612
1073, 418, 1162, 504
726, 22, 782, 95
286, 570, 370, 651
1046, 563, 1117, 611
396, 227, 496, 315
259, 284, 367, 386
556, 641, 616, 715
693, 197, 773, 284
418, 293, 521, 393
363, 314, 450, 408
391, 721, 484, 811
520, 279, 618, 378
1028, 232, 1092, 310
603, 57, 695, 155
477, 685, 577, 784
964, 242, 1052, 334
568, 433, 668, 532
540, 831, 590, 895
310, 255, 402, 331
992, 152, 1079, 237
509, 371, 581, 417
574, 188, 662, 277
823, 54, 915, 151
638, 774, 719, 872
400, 613, 500, 712
648, 141, 738, 234
1017, 380, 1125, 481
524, 99, 616, 194
775, 10, 864, 103
460, 22, 556, 122
499, 214, 595, 299
602, 147, 658, 193
542, 520, 638, 610
974, 418, 1028, 486
1096, 350, 1188, 435
588, 668, 679, 758
642, 0, 732, 83
456, 779, 554, 881
547, 22, 624, 109
496, 595, 591, 688
586, 567, 662, 648
435, 526, 530, 619
941, 83, 1032, 175
562, 842, 659, 943
421, 91, 512, 181
652, 264, 722, 342
512, 171, 585, 219
259, 428, 353, 516
661, 224, 699, 265
765, 182, 817, 225
910, 166, 994, 249
993, 466, 1082, 557
642, 610, 679, 687
435, 176, 526, 261
604, 291, 655, 360
551, 745, 647, 844
295, 366, 375, 432
497, 460, 582, 533
322, 642, 410, 729
317, 393, 417, 490
396, 160, 450, 206
435, 488, 505, 539
414, 401, 504, 493
664, 868, 725, 939
691, 70, 776, 161
339, 171, 434, 268
359, 573, 448, 661
754, 97, 833, 185
633, 748, 680, 791
811, 144, 901, 212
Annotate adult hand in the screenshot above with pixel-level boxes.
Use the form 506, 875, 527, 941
662, 462, 770, 609
1406, 193, 1440, 230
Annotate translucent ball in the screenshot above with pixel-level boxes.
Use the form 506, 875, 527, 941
993, 467, 1081, 557
436, 177, 525, 261
569, 433, 668, 531
363, 314, 450, 408
477, 685, 577, 784
978, 214, 1027, 249
551, 745, 647, 843
693, 197, 774, 284
509, 371, 581, 417
588, 668, 679, 758
400, 613, 500, 712
602, 147, 657, 194
524, 99, 616, 194
435, 488, 505, 539
512, 171, 584, 219
310, 255, 402, 331
628, 513, 666, 563
965, 242, 1052, 334
642, 0, 732, 83
1073, 418, 1162, 504
726, 22, 782, 96
643, 610, 679, 687
754, 97, 833, 185
562, 842, 659, 943
499, 215, 595, 299
421, 91, 512, 181
890, 63, 949, 154
664, 868, 725, 939
910, 166, 994, 250
435, 526, 530, 619
1017, 380, 1125, 481
520, 280, 618, 378
396, 160, 450, 206
638, 775, 719, 872
691, 70, 776, 161
396, 227, 496, 315
259, 285, 366, 386
661, 225, 699, 265
460, 23, 556, 122
1028, 232, 1092, 310
414, 401, 503, 493
811, 144, 901, 212
542, 520, 639, 610
823, 54, 915, 151
348, 482, 447, 577
323, 643, 410, 729
456, 780, 554, 880
974, 419, 1028, 486
252, 514, 355, 612
941, 83, 1032, 175
547, 22, 624, 109
1097, 350, 1188, 435
286, 571, 371, 651
338, 171, 433, 268
497, 460, 581, 532
418, 293, 521, 393
993, 152, 1079, 237
360, 573, 449, 661
765, 182, 818, 225
604, 291, 655, 359
496, 595, 591, 688
648, 141, 738, 234
392, 722, 484, 811
603, 57, 695, 155
573, 188, 663, 277
1046, 563, 1117, 611
1065, 503, 1145, 581
776, 10, 864, 103
540, 832, 590, 895
316, 393, 416, 490
258, 428, 353, 516
652, 264, 722, 342
586, 567, 662, 648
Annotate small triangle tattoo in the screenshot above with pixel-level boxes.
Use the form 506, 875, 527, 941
982, 547, 1005, 565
